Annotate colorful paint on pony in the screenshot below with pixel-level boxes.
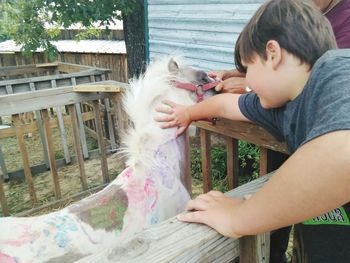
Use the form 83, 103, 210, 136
0, 57, 217, 262
0, 252, 18, 263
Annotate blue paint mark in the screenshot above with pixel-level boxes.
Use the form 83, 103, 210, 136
44, 214, 79, 248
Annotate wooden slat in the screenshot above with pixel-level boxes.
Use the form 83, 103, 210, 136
239, 233, 270, 263
111, 91, 129, 149
194, 119, 288, 154
104, 98, 117, 151
41, 109, 61, 199
183, 130, 192, 195
0, 83, 112, 116
12, 114, 37, 204
56, 106, 71, 164
259, 147, 268, 176
30, 81, 50, 168
0, 146, 8, 180
92, 100, 109, 184
200, 128, 212, 193
73, 84, 121, 93
0, 172, 9, 216
74, 173, 273, 263
51, 79, 71, 164
72, 77, 89, 159
68, 105, 87, 190
0, 111, 97, 139
226, 137, 239, 190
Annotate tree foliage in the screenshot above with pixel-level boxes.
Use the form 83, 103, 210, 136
0, 0, 138, 60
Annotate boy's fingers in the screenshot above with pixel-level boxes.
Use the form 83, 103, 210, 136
177, 211, 207, 224
214, 82, 223, 92
207, 190, 224, 197
185, 198, 210, 211
162, 99, 176, 107
160, 122, 175, 129
154, 115, 174, 122
155, 106, 174, 114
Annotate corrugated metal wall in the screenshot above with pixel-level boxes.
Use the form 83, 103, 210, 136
146, 0, 264, 71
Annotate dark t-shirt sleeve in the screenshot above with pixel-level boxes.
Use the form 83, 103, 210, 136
238, 93, 285, 141
301, 51, 350, 147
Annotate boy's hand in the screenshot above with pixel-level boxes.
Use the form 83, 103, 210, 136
154, 99, 192, 137
208, 70, 247, 94
177, 191, 244, 238
214, 77, 247, 94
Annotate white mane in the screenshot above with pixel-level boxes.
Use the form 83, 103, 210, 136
122, 57, 195, 169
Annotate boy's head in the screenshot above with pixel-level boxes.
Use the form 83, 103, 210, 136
234, 0, 337, 74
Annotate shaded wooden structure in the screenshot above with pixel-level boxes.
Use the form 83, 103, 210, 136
0, 63, 129, 216
0, 46, 128, 82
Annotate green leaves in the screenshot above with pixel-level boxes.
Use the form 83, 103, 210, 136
0, 0, 138, 60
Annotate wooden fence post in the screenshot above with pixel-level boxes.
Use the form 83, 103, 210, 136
12, 114, 37, 204
239, 233, 270, 263
92, 100, 110, 184
68, 105, 88, 190
41, 109, 62, 199
227, 137, 239, 190
0, 170, 9, 216
200, 128, 212, 193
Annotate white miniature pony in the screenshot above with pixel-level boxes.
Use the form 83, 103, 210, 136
0, 57, 218, 263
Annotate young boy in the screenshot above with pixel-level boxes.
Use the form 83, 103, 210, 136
155, 0, 350, 262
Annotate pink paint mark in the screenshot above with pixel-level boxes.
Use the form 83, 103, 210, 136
144, 178, 158, 209
5, 224, 36, 247
0, 252, 17, 263
123, 167, 133, 178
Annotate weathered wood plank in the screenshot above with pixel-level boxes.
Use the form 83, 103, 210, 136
0, 146, 8, 180
239, 233, 270, 263
104, 98, 117, 151
41, 109, 61, 199
194, 119, 288, 154
0, 111, 96, 139
71, 77, 89, 159
73, 84, 121, 93
259, 147, 268, 176
92, 100, 110, 184
0, 171, 9, 216
183, 130, 192, 194
12, 114, 37, 204
75, 173, 273, 263
0, 83, 113, 116
226, 137, 239, 190
200, 128, 212, 193
68, 105, 88, 190
30, 81, 50, 168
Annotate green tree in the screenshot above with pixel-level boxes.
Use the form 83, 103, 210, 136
0, 0, 146, 77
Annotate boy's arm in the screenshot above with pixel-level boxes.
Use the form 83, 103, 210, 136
178, 130, 350, 237
155, 93, 249, 136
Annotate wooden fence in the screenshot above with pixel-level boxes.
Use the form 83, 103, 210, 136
0, 52, 128, 82
0, 80, 129, 216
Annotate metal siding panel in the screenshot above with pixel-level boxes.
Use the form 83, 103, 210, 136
147, 1, 263, 71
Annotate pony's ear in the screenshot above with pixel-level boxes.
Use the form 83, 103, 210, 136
168, 58, 179, 73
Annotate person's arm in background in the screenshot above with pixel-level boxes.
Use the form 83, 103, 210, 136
208, 69, 248, 94
155, 93, 249, 136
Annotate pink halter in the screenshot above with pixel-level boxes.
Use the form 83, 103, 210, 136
171, 80, 220, 102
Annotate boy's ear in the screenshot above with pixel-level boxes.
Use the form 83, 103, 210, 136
266, 40, 282, 70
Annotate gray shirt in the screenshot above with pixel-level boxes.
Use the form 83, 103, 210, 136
239, 48, 350, 262
239, 49, 350, 154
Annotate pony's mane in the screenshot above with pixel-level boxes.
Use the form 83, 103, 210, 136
121, 57, 194, 170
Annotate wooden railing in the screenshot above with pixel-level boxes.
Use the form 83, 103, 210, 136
0, 81, 128, 216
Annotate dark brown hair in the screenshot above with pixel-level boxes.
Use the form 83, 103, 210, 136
234, 0, 337, 73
